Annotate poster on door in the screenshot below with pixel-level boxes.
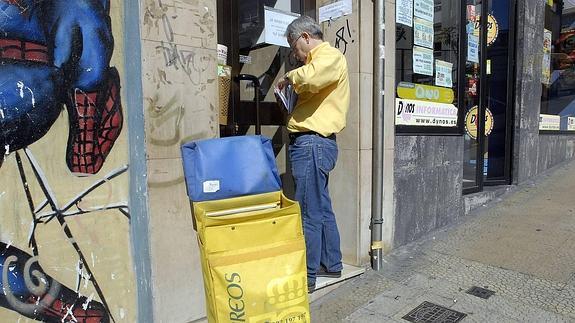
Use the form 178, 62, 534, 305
414, 18, 434, 49
413, 46, 434, 76
468, 34, 479, 63
261, 7, 299, 47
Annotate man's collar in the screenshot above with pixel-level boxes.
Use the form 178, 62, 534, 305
306, 41, 328, 64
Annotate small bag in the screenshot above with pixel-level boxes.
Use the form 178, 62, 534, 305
181, 135, 282, 202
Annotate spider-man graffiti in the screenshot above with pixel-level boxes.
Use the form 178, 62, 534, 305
0, 0, 122, 174
0, 0, 124, 321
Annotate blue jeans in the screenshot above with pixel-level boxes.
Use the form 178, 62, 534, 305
289, 134, 343, 285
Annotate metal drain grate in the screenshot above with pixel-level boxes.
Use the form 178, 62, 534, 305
402, 301, 467, 323
466, 286, 495, 299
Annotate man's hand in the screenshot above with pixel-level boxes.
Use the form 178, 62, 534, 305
276, 75, 291, 91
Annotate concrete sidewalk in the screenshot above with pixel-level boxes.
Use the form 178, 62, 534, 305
311, 160, 575, 322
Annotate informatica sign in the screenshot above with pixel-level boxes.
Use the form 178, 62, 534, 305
395, 98, 458, 127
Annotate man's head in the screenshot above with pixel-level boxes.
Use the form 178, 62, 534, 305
285, 16, 323, 63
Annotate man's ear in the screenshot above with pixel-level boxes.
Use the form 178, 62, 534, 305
302, 32, 311, 44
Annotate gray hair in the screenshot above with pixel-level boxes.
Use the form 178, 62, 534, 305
285, 16, 323, 40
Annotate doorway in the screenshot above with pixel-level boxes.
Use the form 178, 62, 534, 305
462, 0, 516, 193
216, 0, 315, 137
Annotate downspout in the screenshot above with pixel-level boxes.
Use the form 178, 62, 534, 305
371, 0, 384, 271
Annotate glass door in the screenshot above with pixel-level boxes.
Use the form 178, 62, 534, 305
463, 0, 514, 193
462, 0, 486, 193
484, 0, 514, 185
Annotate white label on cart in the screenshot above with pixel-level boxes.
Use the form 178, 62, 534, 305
203, 180, 220, 193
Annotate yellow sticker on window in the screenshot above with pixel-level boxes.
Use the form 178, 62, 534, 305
397, 82, 455, 104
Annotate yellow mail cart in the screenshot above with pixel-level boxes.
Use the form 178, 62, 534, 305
182, 136, 310, 323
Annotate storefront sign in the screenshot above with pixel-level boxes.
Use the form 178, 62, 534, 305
468, 35, 479, 63
261, 7, 299, 47
395, 98, 458, 127
397, 82, 455, 104
413, 46, 434, 76
539, 114, 560, 130
435, 60, 453, 88
542, 29, 552, 85
414, 18, 434, 49
318, 0, 352, 23
465, 106, 494, 139
414, 0, 434, 22
396, 0, 413, 27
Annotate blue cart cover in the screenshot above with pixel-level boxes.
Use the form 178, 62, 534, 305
181, 135, 282, 201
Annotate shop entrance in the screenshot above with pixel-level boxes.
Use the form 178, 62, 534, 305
216, 0, 315, 136
462, 0, 516, 193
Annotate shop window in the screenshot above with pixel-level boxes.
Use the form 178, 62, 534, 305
541, 0, 575, 132
395, 0, 463, 134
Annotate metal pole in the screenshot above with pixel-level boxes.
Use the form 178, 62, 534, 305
371, 0, 385, 271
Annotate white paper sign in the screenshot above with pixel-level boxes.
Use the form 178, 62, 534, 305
262, 7, 299, 47
396, 0, 413, 27
414, 18, 434, 49
395, 98, 458, 127
435, 60, 453, 88
539, 114, 560, 130
413, 46, 434, 76
568, 117, 575, 131
468, 35, 479, 63
319, 0, 353, 23
203, 180, 220, 193
414, 0, 434, 22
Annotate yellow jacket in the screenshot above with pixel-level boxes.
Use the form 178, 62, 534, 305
286, 42, 350, 137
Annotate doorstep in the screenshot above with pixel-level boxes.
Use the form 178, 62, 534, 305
309, 263, 365, 302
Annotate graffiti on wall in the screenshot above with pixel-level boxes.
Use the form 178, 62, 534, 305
334, 19, 355, 55
0, 0, 131, 322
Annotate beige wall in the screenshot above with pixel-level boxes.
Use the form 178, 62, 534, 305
0, 1, 136, 322
318, 0, 374, 266
140, 0, 218, 321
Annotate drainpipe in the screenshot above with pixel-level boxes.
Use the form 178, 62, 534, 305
371, 0, 384, 271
